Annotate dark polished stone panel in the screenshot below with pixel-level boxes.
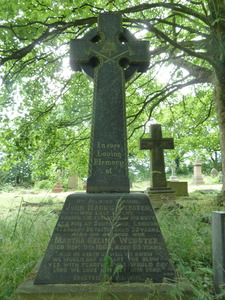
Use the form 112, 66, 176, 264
34, 193, 175, 284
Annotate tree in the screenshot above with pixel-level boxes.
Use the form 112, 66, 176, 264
0, 1, 225, 189
154, 84, 220, 171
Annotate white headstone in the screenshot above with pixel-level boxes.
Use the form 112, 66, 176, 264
192, 157, 205, 185
169, 161, 179, 182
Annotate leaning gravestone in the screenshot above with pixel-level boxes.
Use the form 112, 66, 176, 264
17, 12, 184, 299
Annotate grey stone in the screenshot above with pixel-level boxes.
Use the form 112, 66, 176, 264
140, 124, 175, 196
31, 12, 176, 291
68, 173, 78, 190
70, 13, 149, 193
212, 211, 225, 297
169, 161, 179, 182
192, 157, 205, 185
34, 193, 175, 284
211, 168, 219, 178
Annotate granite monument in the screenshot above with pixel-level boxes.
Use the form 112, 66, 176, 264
32, 13, 175, 286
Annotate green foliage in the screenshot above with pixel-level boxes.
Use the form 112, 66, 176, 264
157, 205, 213, 298
154, 84, 220, 170
0, 202, 57, 299
35, 179, 53, 190
0, 0, 224, 183
102, 254, 113, 282
101, 197, 124, 283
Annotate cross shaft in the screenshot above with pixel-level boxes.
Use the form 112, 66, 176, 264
140, 124, 174, 189
70, 13, 149, 193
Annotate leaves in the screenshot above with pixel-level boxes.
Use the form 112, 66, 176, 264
0, 0, 224, 180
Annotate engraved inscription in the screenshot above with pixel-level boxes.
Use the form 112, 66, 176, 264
34, 193, 175, 284
93, 142, 125, 174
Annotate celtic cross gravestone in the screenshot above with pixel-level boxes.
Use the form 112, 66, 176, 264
70, 13, 149, 193
33, 13, 175, 286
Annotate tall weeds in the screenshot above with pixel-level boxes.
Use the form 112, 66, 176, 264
157, 205, 214, 299
0, 200, 58, 299
0, 193, 221, 299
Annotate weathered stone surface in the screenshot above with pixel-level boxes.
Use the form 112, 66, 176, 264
70, 13, 149, 193
212, 211, 225, 295
192, 157, 205, 185
169, 161, 179, 182
68, 173, 78, 190
211, 168, 219, 178
17, 277, 194, 300
167, 181, 189, 196
34, 193, 175, 284
140, 124, 175, 196
30, 13, 177, 296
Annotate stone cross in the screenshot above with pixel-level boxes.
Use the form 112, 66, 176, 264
70, 13, 149, 193
140, 124, 174, 189
169, 161, 179, 181
31, 14, 176, 288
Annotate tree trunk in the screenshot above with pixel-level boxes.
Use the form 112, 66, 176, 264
213, 70, 225, 193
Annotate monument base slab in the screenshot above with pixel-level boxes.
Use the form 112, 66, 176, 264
16, 265, 193, 300
167, 181, 188, 196
145, 187, 176, 208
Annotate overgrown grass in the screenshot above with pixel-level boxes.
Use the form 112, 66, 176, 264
0, 198, 59, 299
157, 205, 214, 299
0, 189, 224, 299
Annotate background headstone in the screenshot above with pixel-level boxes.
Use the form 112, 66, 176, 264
169, 161, 179, 182
192, 157, 205, 185
167, 181, 188, 196
52, 169, 64, 193
68, 173, 78, 190
219, 171, 223, 183
211, 168, 219, 178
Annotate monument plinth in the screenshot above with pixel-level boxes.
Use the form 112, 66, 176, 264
192, 157, 205, 185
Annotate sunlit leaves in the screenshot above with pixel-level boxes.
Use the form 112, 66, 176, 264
0, 0, 224, 180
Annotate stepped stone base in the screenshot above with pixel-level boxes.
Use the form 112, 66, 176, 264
52, 182, 64, 193
16, 264, 194, 300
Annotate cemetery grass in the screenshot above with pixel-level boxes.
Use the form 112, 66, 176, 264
0, 184, 224, 299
